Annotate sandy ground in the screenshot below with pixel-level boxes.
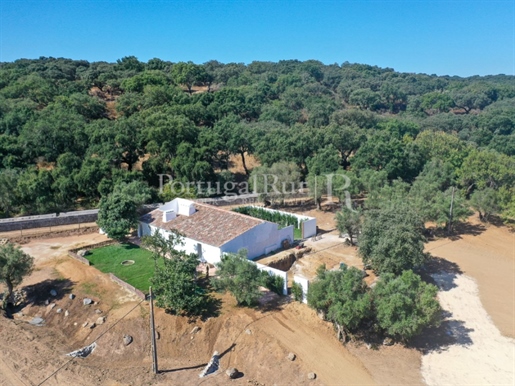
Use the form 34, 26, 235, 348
421, 273, 515, 385
426, 218, 515, 338
0, 231, 378, 386
1, 210, 514, 386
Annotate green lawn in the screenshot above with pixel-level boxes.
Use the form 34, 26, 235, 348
86, 243, 160, 293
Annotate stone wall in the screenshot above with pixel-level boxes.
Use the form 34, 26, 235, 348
0, 210, 98, 232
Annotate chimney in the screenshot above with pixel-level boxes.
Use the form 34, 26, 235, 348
162, 210, 176, 222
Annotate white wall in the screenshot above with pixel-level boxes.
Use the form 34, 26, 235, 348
243, 206, 317, 239
255, 262, 288, 295
293, 275, 309, 304
301, 218, 317, 238
138, 222, 222, 265
220, 222, 293, 260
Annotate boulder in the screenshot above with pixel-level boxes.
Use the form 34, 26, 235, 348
83, 298, 92, 305
64, 310, 69, 317
96, 316, 106, 325
95, 309, 102, 314
123, 334, 133, 346
226, 368, 238, 379
245, 329, 252, 335
50, 289, 57, 297
29, 317, 44, 326
56, 308, 62, 314
49, 303, 56, 310
82, 322, 88, 328
287, 352, 296, 361
89, 322, 96, 329
307, 372, 317, 380
191, 326, 201, 334
69, 294, 75, 300
383, 337, 394, 346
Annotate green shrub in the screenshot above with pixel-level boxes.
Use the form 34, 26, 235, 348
291, 281, 303, 302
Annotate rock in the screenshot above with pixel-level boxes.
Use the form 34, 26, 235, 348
65, 310, 69, 317
83, 298, 92, 305
74, 322, 77, 326
82, 322, 89, 328
56, 308, 62, 314
50, 289, 57, 297
77, 249, 90, 257
89, 322, 96, 329
307, 372, 317, 380
365, 343, 372, 350
49, 303, 56, 309
155, 331, 160, 340
383, 337, 394, 346
191, 326, 201, 334
95, 309, 102, 314
29, 317, 44, 326
69, 294, 75, 300
96, 316, 106, 325
317, 310, 326, 320
44, 299, 49, 305
123, 335, 133, 346
245, 329, 252, 335
226, 368, 238, 379
287, 352, 296, 361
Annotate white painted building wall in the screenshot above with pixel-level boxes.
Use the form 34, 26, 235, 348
138, 223, 223, 264
255, 262, 288, 295
220, 222, 293, 260
293, 275, 309, 304
243, 206, 317, 238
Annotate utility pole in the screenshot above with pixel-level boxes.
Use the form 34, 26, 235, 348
448, 187, 456, 235
149, 287, 158, 374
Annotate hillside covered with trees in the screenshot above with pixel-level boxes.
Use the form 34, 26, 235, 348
1, 56, 514, 222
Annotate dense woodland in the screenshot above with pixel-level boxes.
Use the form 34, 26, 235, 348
1, 56, 515, 223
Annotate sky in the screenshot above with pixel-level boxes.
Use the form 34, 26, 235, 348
0, 0, 514, 77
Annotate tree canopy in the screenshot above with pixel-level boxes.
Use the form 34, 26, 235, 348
0, 56, 513, 224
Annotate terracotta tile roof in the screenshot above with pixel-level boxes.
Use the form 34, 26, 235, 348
140, 203, 265, 247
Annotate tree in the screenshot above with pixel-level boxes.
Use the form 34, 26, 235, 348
335, 208, 361, 245
96, 192, 138, 240
307, 264, 372, 342
470, 188, 499, 221
212, 250, 263, 306
0, 243, 34, 309
171, 62, 208, 95
141, 230, 206, 315
359, 203, 428, 275
250, 161, 301, 205
373, 270, 442, 341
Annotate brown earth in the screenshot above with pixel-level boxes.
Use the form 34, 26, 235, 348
425, 215, 515, 338
1, 210, 514, 385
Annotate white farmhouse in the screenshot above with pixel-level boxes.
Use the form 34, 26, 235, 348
138, 198, 296, 264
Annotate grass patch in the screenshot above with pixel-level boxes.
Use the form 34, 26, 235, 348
86, 243, 160, 293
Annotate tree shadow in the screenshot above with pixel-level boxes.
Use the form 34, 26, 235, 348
2, 278, 75, 318
418, 256, 463, 292
197, 278, 222, 321
256, 291, 290, 313
430, 221, 485, 241
22, 278, 75, 307
409, 316, 474, 354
